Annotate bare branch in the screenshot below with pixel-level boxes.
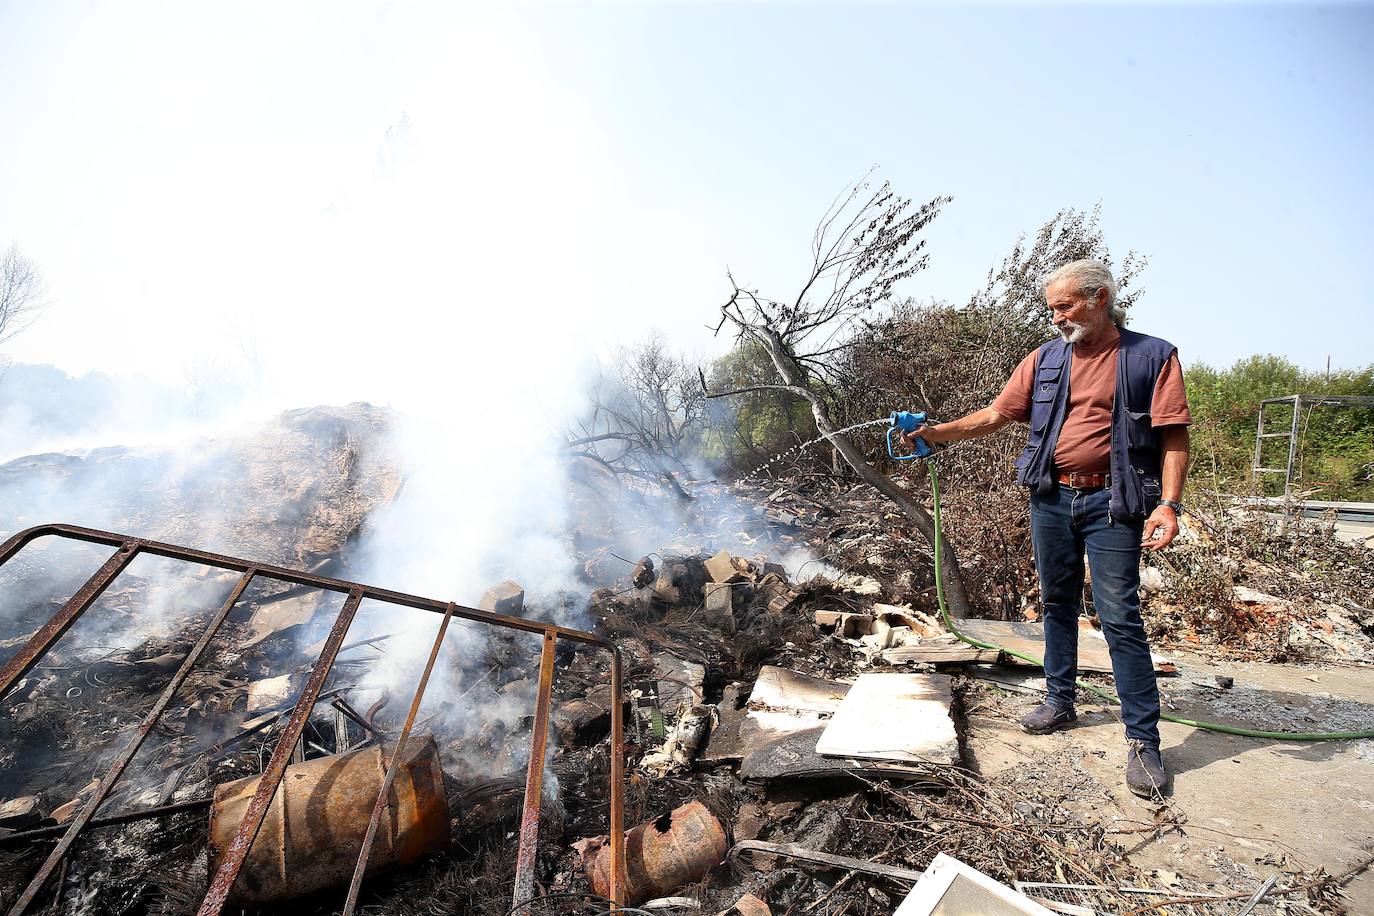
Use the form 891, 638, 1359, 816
565, 432, 641, 448
700, 370, 811, 402
0, 244, 46, 347
567, 335, 704, 501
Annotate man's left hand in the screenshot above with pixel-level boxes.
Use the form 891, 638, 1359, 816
1141, 506, 1179, 551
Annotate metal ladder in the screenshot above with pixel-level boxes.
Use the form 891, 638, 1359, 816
1252, 394, 1302, 499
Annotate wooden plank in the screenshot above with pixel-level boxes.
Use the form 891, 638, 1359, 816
737, 667, 851, 780
882, 643, 1000, 664
951, 620, 1173, 674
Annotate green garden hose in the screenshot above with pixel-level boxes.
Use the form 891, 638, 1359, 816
925, 462, 1374, 742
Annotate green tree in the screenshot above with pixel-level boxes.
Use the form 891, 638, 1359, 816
701, 340, 817, 472
1186, 356, 1374, 500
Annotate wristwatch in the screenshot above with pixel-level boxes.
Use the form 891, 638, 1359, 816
1159, 499, 1183, 513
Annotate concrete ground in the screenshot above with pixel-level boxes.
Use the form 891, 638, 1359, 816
1333, 516, 1374, 546
962, 651, 1374, 913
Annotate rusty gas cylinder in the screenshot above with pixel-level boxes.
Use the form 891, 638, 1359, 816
585, 800, 727, 904
207, 734, 449, 903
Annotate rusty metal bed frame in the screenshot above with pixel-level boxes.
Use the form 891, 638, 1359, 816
0, 524, 626, 915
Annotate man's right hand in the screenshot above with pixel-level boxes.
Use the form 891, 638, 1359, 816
899, 407, 1013, 447
901, 423, 941, 446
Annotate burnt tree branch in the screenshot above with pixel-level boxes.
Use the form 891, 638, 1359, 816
568, 337, 702, 502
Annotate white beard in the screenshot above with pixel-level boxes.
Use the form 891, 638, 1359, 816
1058, 320, 1087, 343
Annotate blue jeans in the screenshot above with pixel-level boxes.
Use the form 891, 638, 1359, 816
1030, 485, 1161, 746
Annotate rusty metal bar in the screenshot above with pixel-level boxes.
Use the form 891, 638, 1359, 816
331, 696, 384, 739
0, 524, 627, 910
0, 524, 612, 649
511, 631, 558, 914
0, 541, 138, 700
607, 645, 625, 904
0, 525, 51, 567
197, 587, 365, 916
340, 602, 457, 916
6, 568, 258, 916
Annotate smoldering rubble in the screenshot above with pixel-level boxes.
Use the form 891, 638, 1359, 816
1, 405, 1371, 916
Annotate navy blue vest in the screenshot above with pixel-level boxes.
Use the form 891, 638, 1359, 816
1013, 328, 1177, 522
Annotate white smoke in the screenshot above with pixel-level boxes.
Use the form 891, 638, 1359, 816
0, 5, 835, 796
0, 3, 721, 606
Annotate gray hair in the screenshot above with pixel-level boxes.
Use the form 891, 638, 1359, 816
1043, 259, 1127, 327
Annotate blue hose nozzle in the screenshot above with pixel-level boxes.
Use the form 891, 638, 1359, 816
887, 411, 933, 461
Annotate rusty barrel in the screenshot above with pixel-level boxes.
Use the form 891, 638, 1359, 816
207, 734, 450, 903
586, 800, 727, 904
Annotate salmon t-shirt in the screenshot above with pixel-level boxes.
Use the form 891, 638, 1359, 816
992, 327, 1192, 475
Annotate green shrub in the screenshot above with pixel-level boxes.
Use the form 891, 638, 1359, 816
1186, 357, 1374, 501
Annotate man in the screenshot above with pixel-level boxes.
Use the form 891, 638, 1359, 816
906, 259, 1190, 798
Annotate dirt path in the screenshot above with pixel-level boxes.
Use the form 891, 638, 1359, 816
963, 651, 1374, 912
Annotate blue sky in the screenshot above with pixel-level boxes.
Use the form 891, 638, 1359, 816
0, 0, 1369, 412
521, 2, 1374, 371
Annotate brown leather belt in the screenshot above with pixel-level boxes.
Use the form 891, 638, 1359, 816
1057, 471, 1110, 489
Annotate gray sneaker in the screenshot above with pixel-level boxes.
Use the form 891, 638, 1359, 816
1125, 739, 1168, 798
1019, 702, 1077, 734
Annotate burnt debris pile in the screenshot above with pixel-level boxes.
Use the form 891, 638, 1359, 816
1, 410, 1369, 915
